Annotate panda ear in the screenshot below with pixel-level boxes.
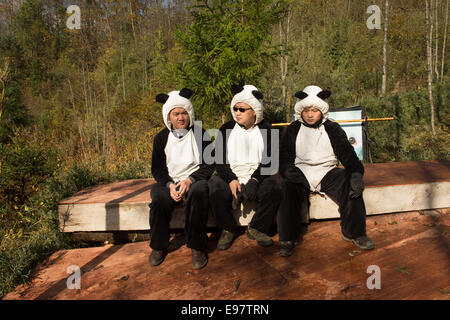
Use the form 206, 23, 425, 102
156, 93, 169, 104
252, 90, 263, 100
179, 88, 193, 99
231, 84, 244, 95
295, 91, 308, 100
317, 90, 331, 100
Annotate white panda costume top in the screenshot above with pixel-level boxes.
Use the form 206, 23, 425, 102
293, 85, 338, 191
216, 84, 274, 185
151, 88, 213, 185
280, 85, 364, 192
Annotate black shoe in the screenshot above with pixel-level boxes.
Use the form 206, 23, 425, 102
247, 227, 273, 247
217, 229, 235, 250
342, 235, 375, 250
192, 249, 208, 270
278, 241, 296, 257
149, 249, 166, 266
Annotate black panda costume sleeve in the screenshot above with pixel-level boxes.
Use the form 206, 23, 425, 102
151, 128, 173, 185
279, 120, 302, 178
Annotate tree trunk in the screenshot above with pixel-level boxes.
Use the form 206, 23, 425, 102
120, 2, 126, 102
279, 23, 287, 111
381, 0, 388, 97
68, 79, 87, 161
0, 58, 9, 121
435, 0, 440, 80
81, 66, 89, 125
430, 0, 434, 83
129, 0, 137, 45
120, 39, 126, 101
104, 2, 113, 45
279, 6, 291, 122
143, 47, 148, 95
241, 0, 244, 25
441, 0, 449, 81
426, 0, 436, 135
279, 21, 285, 109
103, 67, 109, 153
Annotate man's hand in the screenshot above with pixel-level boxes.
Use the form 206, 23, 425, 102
176, 179, 192, 198
229, 180, 241, 199
169, 183, 182, 202
349, 172, 364, 199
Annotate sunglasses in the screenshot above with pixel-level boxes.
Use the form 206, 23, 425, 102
233, 106, 252, 113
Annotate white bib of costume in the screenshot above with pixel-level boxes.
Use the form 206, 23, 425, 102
227, 123, 264, 184
295, 125, 338, 191
165, 129, 200, 182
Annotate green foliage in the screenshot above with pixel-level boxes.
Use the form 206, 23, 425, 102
0, 138, 65, 298
264, 103, 286, 124
0, 216, 73, 298
30, 59, 42, 95
13, 0, 48, 55
363, 80, 450, 162
0, 36, 26, 81
176, 0, 289, 124
0, 139, 58, 206
0, 153, 149, 298
0, 81, 31, 143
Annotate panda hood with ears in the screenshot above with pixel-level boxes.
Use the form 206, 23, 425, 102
294, 85, 331, 124
230, 84, 264, 125
156, 88, 195, 130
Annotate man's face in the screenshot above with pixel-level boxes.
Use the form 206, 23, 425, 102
301, 107, 322, 125
169, 107, 190, 130
233, 102, 256, 129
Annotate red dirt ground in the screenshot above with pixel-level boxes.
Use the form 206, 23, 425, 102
3, 208, 449, 300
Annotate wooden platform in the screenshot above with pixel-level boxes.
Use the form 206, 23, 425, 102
58, 160, 450, 233
4, 208, 449, 300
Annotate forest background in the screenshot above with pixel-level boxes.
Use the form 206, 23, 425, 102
0, 0, 448, 297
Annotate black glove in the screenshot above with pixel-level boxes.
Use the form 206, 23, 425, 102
243, 179, 258, 201
232, 187, 245, 210
349, 172, 364, 199
284, 166, 306, 184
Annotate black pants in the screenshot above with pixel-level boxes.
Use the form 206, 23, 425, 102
149, 180, 209, 251
208, 175, 282, 234
278, 167, 367, 241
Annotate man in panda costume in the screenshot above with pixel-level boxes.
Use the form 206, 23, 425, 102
209, 84, 282, 249
150, 88, 214, 269
277, 85, 374, 257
